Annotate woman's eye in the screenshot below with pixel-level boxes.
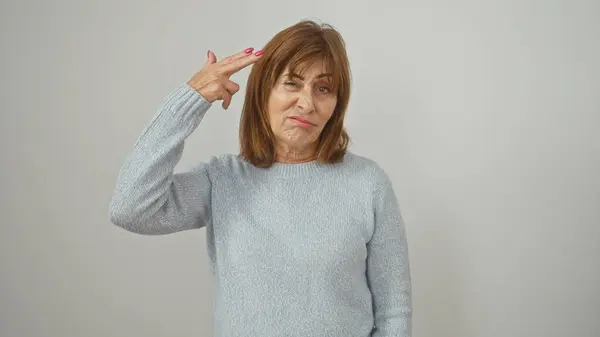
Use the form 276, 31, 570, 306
318, 86, 331, 93
284, 81, 297, 86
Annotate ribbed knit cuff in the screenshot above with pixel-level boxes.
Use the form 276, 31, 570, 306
161, 83, 212, 115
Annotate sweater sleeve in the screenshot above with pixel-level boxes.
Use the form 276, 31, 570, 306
367, 165, 413, 337
108, 83, 214, 235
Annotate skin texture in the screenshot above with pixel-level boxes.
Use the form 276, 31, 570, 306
267, 60, 338, 163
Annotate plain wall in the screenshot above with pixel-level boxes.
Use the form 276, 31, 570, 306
1, 0, 599, 336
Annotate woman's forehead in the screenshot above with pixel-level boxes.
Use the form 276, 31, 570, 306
284, 59, 332, 77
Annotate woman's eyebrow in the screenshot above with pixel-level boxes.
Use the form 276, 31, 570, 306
284, 72, 333, 80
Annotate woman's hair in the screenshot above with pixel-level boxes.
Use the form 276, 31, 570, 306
239, 20, 352, 168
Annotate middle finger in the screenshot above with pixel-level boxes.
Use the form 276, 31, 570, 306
220, 50, 263, 76
218, 48, 255, 66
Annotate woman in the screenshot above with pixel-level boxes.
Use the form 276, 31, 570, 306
109, 20, 412, 337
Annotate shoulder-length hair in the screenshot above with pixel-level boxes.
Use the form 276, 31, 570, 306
239, 20, 352, 168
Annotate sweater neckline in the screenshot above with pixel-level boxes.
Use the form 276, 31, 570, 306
265, 160, 326, 176
239, 155, 343, 178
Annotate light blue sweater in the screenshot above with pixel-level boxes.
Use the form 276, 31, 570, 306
109, 83, 412, 337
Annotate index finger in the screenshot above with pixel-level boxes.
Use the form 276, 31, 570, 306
220, 51, 263, 75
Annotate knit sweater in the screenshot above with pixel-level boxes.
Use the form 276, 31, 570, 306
108, 83, 412, 337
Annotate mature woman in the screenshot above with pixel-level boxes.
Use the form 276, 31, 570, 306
109, 20, 412, 337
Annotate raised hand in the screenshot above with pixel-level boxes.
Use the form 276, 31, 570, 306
187, 48, 263, 109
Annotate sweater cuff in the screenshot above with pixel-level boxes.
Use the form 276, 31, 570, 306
161, 83, 212, 115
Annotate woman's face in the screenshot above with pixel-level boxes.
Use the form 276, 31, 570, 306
267, 60, 338, 155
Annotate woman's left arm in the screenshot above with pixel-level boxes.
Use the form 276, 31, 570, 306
367, 165, 413, 337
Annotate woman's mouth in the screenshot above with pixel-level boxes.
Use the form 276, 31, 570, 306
288, 116, 315, 128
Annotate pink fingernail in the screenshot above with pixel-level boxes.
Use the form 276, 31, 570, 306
245, 47, 254, 54
255, 50, 263, 56
207, 50, 210, 57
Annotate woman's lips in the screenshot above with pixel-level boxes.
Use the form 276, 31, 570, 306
288, 116, 315, 128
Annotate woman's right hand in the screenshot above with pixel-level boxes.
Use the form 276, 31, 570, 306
187, 48, 263, 109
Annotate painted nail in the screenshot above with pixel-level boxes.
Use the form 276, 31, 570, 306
207, 50, 210, 57
245, 47, 254, 54
255, 50, 263, 56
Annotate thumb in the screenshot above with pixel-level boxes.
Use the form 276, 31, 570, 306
205, 50, 217, 65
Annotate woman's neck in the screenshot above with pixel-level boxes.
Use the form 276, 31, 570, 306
274, 143, 317, 164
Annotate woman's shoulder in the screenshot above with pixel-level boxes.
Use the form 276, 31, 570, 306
196, 153, 249, 174
342, 151, 391, 181
343, 152, 399, 202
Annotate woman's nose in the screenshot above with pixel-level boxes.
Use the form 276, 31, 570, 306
296, 89, 314, 112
